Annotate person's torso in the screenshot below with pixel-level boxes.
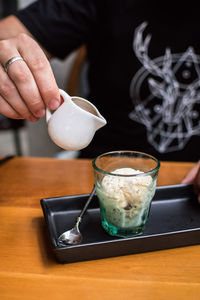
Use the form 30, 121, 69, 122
86, 0, 200, 160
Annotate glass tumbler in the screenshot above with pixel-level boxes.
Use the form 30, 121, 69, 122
92, 151, 160, 238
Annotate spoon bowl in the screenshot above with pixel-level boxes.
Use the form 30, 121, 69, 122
57, 217, 82, 245
57, 187, 96, 246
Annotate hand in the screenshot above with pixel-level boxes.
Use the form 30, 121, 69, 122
0, 33, 60, 122
182, 161, 200, 203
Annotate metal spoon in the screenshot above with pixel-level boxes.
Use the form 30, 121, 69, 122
57, 186, 96, 246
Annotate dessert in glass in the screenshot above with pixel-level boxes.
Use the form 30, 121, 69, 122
92, 151, 160, 237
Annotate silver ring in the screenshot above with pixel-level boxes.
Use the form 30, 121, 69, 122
4, 56, 25, 73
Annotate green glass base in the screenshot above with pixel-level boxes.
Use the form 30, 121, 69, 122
101, 217, 145, 238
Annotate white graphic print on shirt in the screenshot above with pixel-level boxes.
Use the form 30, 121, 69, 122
129, 22, 200, 153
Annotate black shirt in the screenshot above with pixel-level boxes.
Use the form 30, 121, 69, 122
16, 0, 200, 160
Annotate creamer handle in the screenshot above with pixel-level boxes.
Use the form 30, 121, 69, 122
46, 89, 71, 123
46, 108, 52, 123
59, 88, 71, 102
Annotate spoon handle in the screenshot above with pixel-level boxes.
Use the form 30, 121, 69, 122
78, 186, 96, 221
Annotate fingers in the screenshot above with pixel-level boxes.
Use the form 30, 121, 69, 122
0, 33, 60, 121
181, 161, 200, 184
182, 161, 200, 204
18, 34, 60, 110
5, 55, 46, 119
193, 164, 200, 203
0, 63, 38, 121
0, 95, 23, 119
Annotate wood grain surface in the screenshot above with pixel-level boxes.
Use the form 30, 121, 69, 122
0, 157, 199, 300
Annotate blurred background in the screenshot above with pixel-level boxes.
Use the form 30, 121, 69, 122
0, 0, 86, 158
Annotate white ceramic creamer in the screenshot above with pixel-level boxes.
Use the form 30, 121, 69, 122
46, 89, 107, 151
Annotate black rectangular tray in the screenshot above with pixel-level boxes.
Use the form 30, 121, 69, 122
40, 184, 200, 263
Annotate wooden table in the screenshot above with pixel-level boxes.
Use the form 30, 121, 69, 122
0, 157, 199, 300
